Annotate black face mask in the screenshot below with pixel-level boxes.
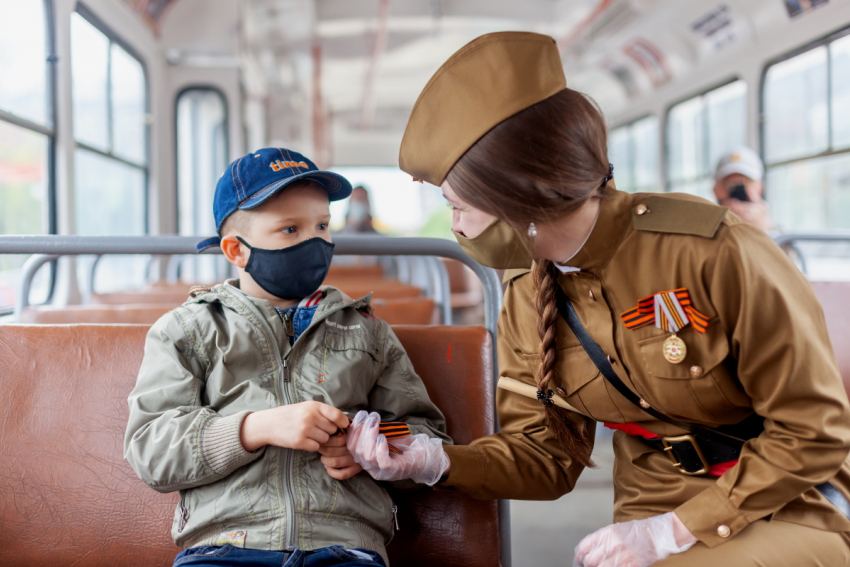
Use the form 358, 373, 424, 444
236, 236, 335, 300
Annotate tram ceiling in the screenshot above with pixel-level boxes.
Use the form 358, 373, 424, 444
159, 0, 834, 166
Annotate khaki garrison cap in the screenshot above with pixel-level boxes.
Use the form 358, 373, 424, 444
399, 31, 566, 186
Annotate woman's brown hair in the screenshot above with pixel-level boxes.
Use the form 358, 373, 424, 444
446, 88, 610, 467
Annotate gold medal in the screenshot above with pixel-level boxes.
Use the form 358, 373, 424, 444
663, 334, 687, 364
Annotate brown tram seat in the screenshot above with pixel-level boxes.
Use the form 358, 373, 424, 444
334, 280, 422, 300
810, 281, 850, 394
326, 263, 385, 279
20, 304, 175, 324
20, 298, 436, 326
0, 324, 500, 567
91, 290, 191, 305
372, 297, 438, 325
92, 280, 423, 306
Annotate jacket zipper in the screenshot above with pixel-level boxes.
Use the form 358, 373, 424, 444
223, 288, 372, 549
177, 493, 189, 533
391, 504, 399, 531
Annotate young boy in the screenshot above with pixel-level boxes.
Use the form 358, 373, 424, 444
124, 148, 451, 567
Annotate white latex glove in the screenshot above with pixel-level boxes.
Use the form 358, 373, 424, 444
346, 410, 449, 486
573, 512, 697, 567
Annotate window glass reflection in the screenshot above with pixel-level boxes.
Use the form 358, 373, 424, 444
667, 97, 705, 183
830, 35, 850, 150
176, 89, 230, 283
111, 44, 146, 164
764, 47, 828, 164
0, 0, 49, 126
71, 13, 110, 150
0, 121, 51, 309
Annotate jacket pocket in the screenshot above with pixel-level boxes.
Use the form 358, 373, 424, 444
522, 345, 606, 418
637, 322, 748, 420
324, 326, 382, 363
637, 322, 728, 380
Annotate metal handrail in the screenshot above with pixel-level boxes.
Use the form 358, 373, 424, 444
4, 235, 499, 334
772, 231, 850, 277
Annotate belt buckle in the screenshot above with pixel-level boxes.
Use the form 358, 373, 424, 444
661, 434, 710, 476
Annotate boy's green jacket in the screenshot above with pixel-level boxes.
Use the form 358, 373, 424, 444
124, 282, 451, 560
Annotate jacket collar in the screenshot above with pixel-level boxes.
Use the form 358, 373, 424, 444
561, 186, 634, 276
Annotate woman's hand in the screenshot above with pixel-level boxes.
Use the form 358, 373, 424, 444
346, 410, 450, 485
572, 512, 697, 567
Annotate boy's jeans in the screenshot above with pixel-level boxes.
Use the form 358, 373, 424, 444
173, 545, 386, 567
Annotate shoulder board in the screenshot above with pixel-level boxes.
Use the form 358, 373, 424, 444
632, 195, 727, 238
502, 268, 531, 284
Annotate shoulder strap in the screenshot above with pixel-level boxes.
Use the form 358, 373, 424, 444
553, 285, 748, 448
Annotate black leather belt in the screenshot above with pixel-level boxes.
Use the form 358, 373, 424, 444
641, 434, 742, 476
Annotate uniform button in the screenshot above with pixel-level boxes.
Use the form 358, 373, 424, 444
635, 204, 649, 215
606, 355, 615, 364
639, 399, 651, 409
589, 289, 595, 300
716, 524, 731, 538
556, 387, 566, 396
690, 365, 704, 377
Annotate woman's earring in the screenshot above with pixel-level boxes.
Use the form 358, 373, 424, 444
527, 223, 538, 237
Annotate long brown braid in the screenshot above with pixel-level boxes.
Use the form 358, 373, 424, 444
445, 88, 610, 465
533, 259, 595, 467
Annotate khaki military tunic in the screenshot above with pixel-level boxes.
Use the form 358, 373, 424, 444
443, 188, 850, 557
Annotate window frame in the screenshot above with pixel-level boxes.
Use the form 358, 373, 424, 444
173, 85, 230, 235
0, 0, 58, 314
608, 113, 660, 193
74, 2, 151, 232
663, 76, 746, 191
759, 24, 850, 169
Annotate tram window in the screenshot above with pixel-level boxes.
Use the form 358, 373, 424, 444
0, 0, 54, 313
666, 80, 747, 200
762, 31, 850, 232
608, 116, 660, 193
71, 10, 147, 165
176, 88, 230, 283
763, 47, 829, 164
71, 8, 148, 293
111, 44, 146, 164
71, 13, 110, 151
829, 34, 850, 149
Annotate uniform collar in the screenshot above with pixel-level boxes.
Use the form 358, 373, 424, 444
560, 186, 633, 275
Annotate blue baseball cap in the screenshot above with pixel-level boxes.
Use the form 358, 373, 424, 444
197, 148, 352, 252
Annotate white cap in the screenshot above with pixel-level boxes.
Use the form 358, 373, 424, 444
714, 147, 764, 181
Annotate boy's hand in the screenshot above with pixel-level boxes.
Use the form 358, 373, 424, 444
240, 401, 349, 452
318, 434, 363, 480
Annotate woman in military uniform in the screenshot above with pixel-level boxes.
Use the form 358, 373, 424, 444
348, 32, 850, 566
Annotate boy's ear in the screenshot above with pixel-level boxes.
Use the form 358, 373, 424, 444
220, 235, 249, 268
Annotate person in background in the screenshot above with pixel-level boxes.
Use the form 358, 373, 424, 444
341, 185, 378, 233
713, 147, 773, 233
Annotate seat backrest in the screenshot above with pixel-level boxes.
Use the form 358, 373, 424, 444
810, 281, 850, 395
92, 290, 189, 305
372, 298, 437, 325
387, 326, 498, 567
326, 264, 384, 279
333, 280, 423, 300
0, 325, 179, 567
0, 324, 498, 567
20, 304, 174, 324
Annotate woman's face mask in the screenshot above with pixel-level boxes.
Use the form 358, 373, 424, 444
237, 236, 334, 300
453, 219, 533, 269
